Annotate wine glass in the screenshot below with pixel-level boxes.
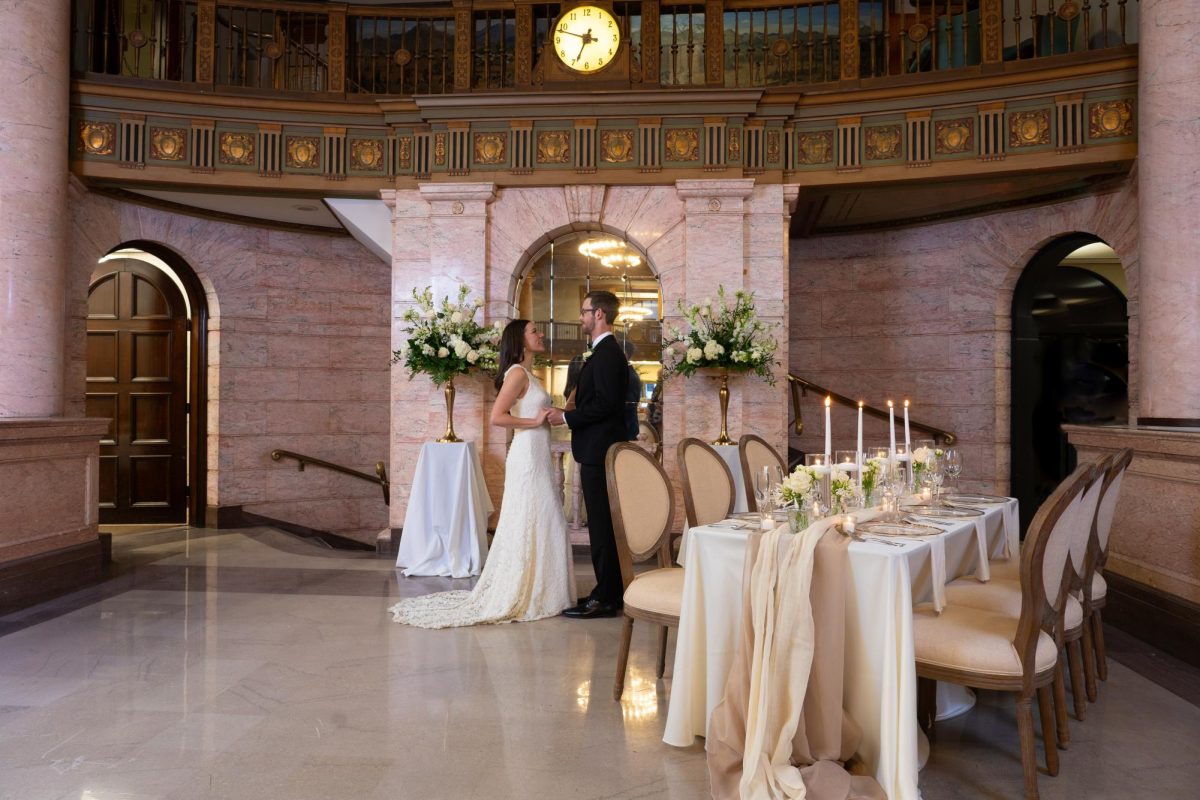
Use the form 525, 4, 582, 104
943, 449, 962, 493
755, 465, 775, 524
928, 455, 945, 506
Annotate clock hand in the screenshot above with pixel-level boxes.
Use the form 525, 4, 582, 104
572, 29, 594, 64
557, 28, 584, 39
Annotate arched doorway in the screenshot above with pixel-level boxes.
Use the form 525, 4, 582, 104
86, 244, 209, 524
516, 231, 664, 446
1011, 234, 1128, 530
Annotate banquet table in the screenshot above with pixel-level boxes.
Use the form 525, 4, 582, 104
396, 441, 493, 578
664, 498, 1019, 800
713, 444, 749, 514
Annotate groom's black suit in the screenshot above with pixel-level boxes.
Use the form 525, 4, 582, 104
564, 334, 629, 605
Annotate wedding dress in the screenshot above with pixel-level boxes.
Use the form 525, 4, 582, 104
389, 366, 577, 628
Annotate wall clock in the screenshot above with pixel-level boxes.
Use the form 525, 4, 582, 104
552, 5, 621, 74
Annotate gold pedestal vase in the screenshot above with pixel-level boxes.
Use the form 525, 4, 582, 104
436, 376, 462, 443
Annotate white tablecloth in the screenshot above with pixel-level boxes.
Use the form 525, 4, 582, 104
396, 442, 493, 578
713, 444, 749, 514
664, 499, 1019, 800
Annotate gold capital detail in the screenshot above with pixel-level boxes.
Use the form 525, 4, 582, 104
77, 121, 116, 156
536, 131, 570, 164
434, 133, 447, 166
664, 128, 699, 162
727, 129, 742, 161
796, 131, 833, 165
1089, 100, 1134, 139
350, 139, 384, 171
218, 132, 255, 165
397, 136, 413, 170
601, 130, 635, 163
1009, 110, 1051, 148
864, 125, 902, 160
285, 136, 320, 169
934, 118, 974, 154
766, 130, 781, 163
149, 127, 187, 161
474, 132, 506, 165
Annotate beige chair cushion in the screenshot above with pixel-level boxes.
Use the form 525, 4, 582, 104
610, 447, 672, 556
944, 578, 1083, 630
682, 444, 733, 527
623, 567, 685, 619
1092, 571, 1107, 601
914, 603, 1059, 678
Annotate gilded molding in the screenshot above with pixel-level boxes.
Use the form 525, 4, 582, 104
196, 0, 216, 83
1009, 110, 1051, 147
704, 2, 723, 85
149, 127, 187, 160
766, 129, 781, 163
934, 118, 974, 154
641, 1, 660, 83
77, 121, 116, 156
474, 132, 506, 165
349, 139, 385, 171
664, 128, 700, 161
536, 131, 570, 163
285, 136, 320, 169
218, 132, 255, 165
600, 130, 635, 163
727, 128, 741, 161
865, 124, 902, 160
840, 0, 860, 81
981, 0, 1002, 63
515, 6, 532, 86
328, 10, 346, 93
397, 136, 413, 170
1089, 100, 1134, 139
434, 132, 447, 165
454, 7, 471, 92
796, 131, 833, 165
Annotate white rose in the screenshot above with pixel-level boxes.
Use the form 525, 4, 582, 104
454, 342, 470, 358
912, 446, 933, 464
686, 347, 703, 364
466, 350, 479, 364
704, 297, 713, 307
437, 347, 449, 358
421, 344, 434, 356
703, 340, 724, 359
450, 311, 464, 324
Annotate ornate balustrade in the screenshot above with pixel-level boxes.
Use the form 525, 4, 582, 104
68, 0, 1139, 205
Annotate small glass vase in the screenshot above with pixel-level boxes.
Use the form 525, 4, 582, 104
788, 505, 810, 534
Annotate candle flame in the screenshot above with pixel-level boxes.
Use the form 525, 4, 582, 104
858, 400, 863, 408
887, 400, 893, 408
904, 399, 910, 408
824, 396, 831, 408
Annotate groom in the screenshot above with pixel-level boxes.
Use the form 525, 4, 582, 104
549, 290, 629, 618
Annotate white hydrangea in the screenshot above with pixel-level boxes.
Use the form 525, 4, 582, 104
911, 446, 934, 465
686, 347, 703, 364
703, 339, 725, 360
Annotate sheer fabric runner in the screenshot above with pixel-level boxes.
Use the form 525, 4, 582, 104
706, 522, 886, 800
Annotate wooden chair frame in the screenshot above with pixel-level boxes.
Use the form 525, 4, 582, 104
677, 437, 736, 529
737, 433, 787, 512
606, 442, 680, 700
917, 462, 1098, 800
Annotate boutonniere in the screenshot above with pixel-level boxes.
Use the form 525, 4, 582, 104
581, 347, 594, 362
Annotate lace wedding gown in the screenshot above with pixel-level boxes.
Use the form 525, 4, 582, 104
389, 366, 577, 628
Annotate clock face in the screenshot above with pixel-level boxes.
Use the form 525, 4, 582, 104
553, 5, 621, 74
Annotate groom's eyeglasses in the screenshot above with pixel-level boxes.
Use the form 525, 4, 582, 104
580, 307, 597, 316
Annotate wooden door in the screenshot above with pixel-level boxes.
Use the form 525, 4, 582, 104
87, 260, 189, 523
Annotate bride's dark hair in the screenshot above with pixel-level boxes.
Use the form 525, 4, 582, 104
494, 319, 531, 391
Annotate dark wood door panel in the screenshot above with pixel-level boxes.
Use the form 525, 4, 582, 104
88, 260, 188, 524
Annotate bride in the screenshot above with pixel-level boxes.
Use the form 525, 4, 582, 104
389, 320, 577, 628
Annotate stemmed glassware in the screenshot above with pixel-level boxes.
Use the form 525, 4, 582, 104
754, 465, 776, 528
943, 449, 962, 493
928, 455, 945, 506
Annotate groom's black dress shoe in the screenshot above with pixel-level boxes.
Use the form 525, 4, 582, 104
563, 598, 622, 619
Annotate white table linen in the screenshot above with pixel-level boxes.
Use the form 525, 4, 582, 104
396, 442, 493, 578
664, 499, 1018, 800
714, 444, 749, 514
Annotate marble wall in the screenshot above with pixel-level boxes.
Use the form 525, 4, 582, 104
384, 181, 793, 531
788, 176, 1139, 494
67, 183, 392, 544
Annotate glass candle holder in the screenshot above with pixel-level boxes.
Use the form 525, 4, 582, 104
805, 453, 832, 510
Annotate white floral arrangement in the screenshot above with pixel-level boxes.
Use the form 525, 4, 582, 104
910, 446, 945, 484
393, 285, 501, 385
861, 456, 886, 501
775, 465, 816, 507
830, 467, 856, 508
661, 286, 778, 383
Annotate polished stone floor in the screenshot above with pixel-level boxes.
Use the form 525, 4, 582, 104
0, 526, 1197, 800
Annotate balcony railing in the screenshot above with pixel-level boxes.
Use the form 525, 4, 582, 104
71, 0, 1139, 96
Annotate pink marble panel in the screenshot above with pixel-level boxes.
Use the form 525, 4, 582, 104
564, 185, 606, 224
624, 188, 686, 252
600, 186, 652, 235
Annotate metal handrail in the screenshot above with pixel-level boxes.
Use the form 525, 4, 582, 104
270, 449, 390, 505
787, 374, 957, 446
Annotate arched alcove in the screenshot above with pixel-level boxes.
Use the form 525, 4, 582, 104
87, 241, 210, 525
1011, 233, 1128, 530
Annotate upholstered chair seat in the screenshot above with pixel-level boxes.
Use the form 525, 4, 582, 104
914, 603, 1060, 677
943, 578, 1084, 630
623, 567, 685, 619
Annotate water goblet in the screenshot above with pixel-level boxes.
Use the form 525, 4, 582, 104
943, 449, 962, 492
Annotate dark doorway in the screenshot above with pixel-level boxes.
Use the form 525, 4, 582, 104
86, 246, 208, 525
1011, 235, 1128, 532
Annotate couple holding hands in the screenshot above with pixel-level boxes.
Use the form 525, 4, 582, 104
390, 290, 630, 628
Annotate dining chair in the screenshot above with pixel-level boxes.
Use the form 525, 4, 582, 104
941, 462, 1105, 745
677, 437, 736, 529
737, 433, 786, 512
913, 462, 1095, 800
606, 442, 684, 701
1080, 448, 1133, 697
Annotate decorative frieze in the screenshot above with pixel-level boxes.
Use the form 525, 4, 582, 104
1008, 109, 1051, 148
77, 121, 115, 156
864, 124, 902, 161
1089, 100, 1134, 139
796, 131, 833, 166
349, 138, 385, 172
664, 128, 699, 162
601, 129, 635, 164
285, 136, 320, 170
149, 127, 187, 161
474, 132, 506, 166
934, 118, 974, 155
537, 130, 570, 164
218, 132, 255, 166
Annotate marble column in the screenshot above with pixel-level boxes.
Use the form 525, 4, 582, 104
381, 184, 496, 534
1137, 0, 1200, 424
0, 0, 70, 417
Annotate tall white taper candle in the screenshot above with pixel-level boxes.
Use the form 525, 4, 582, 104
888, 400, 896, 455
824, 396, 832, 459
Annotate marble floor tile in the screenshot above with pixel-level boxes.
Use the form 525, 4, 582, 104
0, 525, 1197, 800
